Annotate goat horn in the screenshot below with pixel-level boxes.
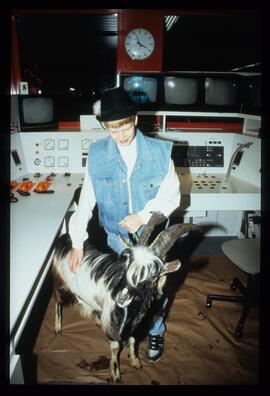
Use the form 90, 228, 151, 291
149, 223, 201, 259
137, 211, 167, 246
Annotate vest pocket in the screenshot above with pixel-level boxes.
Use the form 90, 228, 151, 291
138, 175, 163, 201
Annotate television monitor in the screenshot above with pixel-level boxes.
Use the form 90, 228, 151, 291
18, 95, 57, 131
164, 77, 199, 105
122, 75, 158, 104
205, 78, 237, 106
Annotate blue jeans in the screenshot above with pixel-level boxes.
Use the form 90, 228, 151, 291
149, 297, 168, 336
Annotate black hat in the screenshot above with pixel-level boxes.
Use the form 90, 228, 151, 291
93, 87, 137, 122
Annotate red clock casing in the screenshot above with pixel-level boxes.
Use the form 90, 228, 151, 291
117, 11, 164, 72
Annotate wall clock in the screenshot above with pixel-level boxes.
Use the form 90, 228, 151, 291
124, 28, 155, 60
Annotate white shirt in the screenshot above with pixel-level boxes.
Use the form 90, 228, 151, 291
69, 135, 180, 249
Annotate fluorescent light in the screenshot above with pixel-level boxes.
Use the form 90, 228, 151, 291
165, 15, 179, 31
231, 62, 261, 71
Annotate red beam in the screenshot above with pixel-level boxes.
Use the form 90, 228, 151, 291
11, 13, 21, 94
166, 121, 243, 132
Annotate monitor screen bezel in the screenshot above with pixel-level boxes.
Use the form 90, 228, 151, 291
18, 95, 58, 131
120, 73, 162, 111
161, 73, 242, 112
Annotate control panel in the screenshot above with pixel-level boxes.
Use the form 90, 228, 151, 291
10, 172, 84, 200
11, 131, 108, 178
10, 130, 261, 238
157, 131, 261, 188
11, 130, 260, 197
172, 144, 224, 167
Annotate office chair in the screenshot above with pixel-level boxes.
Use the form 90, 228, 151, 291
206, 238, 260, 338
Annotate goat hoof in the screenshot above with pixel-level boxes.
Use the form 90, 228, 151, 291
131, 359, 142, 369
111, 375, 121, 384
111, 368, 121, 384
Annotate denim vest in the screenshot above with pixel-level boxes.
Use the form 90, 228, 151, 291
88, 129, 172, 253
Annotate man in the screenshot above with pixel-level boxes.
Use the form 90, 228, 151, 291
68, 87, 180, 361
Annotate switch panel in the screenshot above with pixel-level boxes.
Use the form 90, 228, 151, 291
172, 144, 224, 167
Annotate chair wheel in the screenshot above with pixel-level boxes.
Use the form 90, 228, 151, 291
235, 326, 243, 339
206, 299, 212, 308
235, 331, 243, 339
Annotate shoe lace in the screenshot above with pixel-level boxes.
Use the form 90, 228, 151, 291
149, 335, 164, 350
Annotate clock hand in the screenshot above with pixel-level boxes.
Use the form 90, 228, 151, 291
134, 39, 148, 50
134, 32, 144, 47
134, 32, 141, 43
139, 43, 148, 49
133, 34, 149, 49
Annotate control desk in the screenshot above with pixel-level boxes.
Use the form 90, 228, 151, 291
10, 171, 84, 383
10, 172, 84, 337
11, 130, 261, 229
10, 130, 261, 383
158, 131, 260, 213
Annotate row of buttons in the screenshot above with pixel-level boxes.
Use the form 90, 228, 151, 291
192, 174, 227, 190
34, 157, 69, 167
184, 159, 208, 166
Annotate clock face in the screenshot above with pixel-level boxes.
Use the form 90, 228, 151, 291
125, 28, 155, 60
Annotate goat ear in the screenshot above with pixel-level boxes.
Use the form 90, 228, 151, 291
115, 287, 133, 308
160, 259, 181, 276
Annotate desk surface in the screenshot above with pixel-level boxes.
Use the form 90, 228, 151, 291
176, 171, 260, 211
10, 173, 84, 340
10, 170, 260, 342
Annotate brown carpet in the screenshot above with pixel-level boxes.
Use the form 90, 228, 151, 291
33, 256, 259, 385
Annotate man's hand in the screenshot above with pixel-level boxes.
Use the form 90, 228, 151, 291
68, 247, 84, 273
118, 213, 143, 234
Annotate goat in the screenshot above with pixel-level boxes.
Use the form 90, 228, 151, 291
51, 212, 200, 383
